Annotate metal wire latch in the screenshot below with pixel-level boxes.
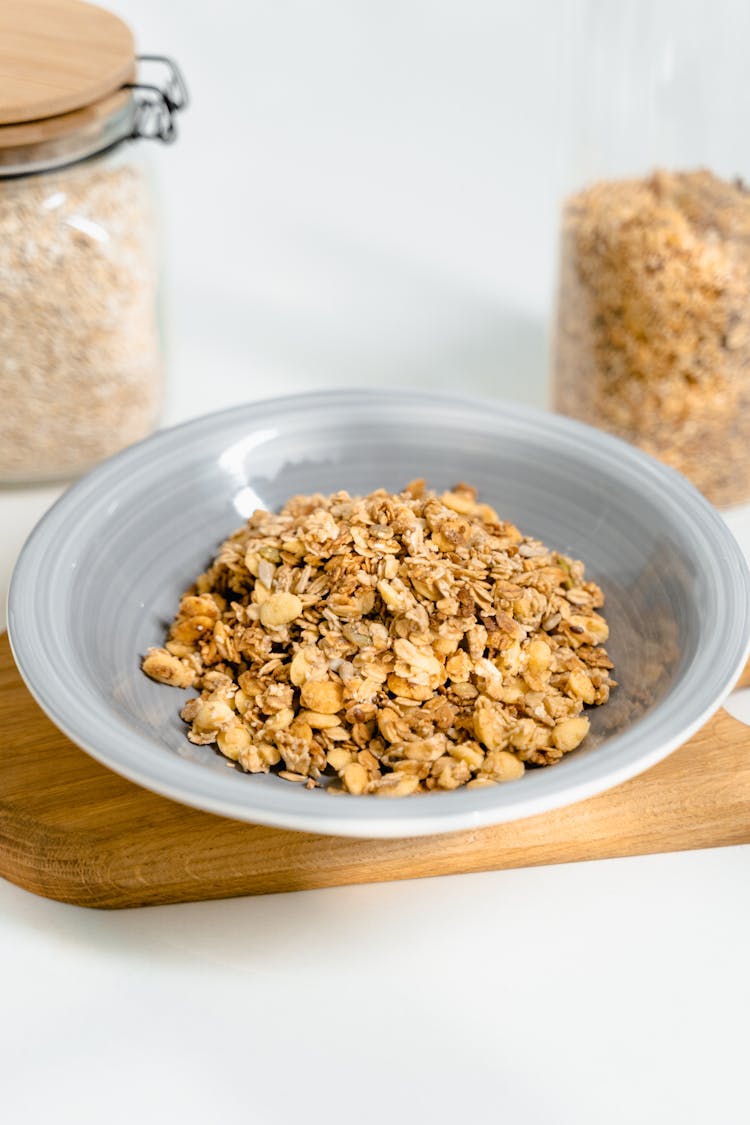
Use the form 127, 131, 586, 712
125, 56, 189, 143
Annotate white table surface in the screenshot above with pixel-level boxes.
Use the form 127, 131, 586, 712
3, 1, 750, 1119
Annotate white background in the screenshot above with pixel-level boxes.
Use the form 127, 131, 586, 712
1, 2, 749, 1123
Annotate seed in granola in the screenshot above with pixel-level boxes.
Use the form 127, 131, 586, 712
299, 680, 344, 714
567, 670, 596, 705
342, 761, 369, 795
551, 716, 590, 753
259, 591, 303, 627
216, 724, 253, 761
142, 648, 195, 689
327, 747, 354, 773
373, 774, 421, 797
194, 700, 234, 733
480, 750, 525, 783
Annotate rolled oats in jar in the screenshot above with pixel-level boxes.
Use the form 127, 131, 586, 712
0, 0, 187, 482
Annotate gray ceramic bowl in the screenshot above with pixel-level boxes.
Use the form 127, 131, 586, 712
8, 390, 750, 837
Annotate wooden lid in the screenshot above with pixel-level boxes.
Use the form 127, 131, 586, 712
0, 0, 135, 126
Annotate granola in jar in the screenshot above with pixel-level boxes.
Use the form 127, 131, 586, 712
553, 169, 750, 506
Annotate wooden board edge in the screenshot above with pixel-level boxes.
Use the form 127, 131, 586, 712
2, 703, 749, 909
3, 828, 748, 911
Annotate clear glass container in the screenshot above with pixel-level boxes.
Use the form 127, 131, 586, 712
552, 0, 750, 507
0, 62, 186, 483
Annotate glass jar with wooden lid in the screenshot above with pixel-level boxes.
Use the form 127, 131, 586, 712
552, 0, 750, 508
0, 0, 187, 482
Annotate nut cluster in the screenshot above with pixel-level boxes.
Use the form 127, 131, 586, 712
554, 168, 750, 507
143, 482, 615, 796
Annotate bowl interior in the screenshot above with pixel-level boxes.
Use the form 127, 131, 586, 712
10, 392, 747, 834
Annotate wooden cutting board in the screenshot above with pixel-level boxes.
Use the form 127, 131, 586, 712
1, 631, 749, 910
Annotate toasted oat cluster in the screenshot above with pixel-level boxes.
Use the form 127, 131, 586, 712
142, 482, 615, 796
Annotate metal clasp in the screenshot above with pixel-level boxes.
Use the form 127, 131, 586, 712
124, 56, 189, 144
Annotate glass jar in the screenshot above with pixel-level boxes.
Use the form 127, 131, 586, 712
552, 0, 750, 507
0, 1, 187, 483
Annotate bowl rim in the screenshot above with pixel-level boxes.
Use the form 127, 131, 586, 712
8, 388, 750, 838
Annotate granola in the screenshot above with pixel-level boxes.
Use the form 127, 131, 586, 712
554, 168, 750, 507
142, 482, 616, 796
